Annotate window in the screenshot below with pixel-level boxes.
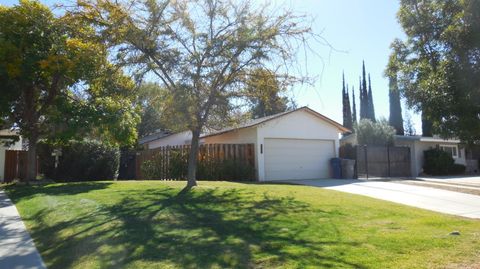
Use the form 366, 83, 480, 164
440, 145, 459, 158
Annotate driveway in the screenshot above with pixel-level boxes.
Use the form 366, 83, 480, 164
0, 190, 46, 269
288, 179, 480, 219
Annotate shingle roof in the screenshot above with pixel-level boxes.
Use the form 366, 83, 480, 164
201, 106, 349, 138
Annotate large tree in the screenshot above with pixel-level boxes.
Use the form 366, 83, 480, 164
246, 68, 291, 119
0, 1, 139, 181
388, 0, 480, 141
367, 74, 376, 121
351, 86, 357, 125
386, 48, 404, 135
76, 0, 316, 187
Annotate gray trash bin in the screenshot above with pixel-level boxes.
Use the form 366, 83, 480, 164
341, 159, 356, 179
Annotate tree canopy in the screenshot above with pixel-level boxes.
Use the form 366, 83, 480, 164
75, 0, 316, 187
355, 119, 396, 146
387, 0, 480, 141
0, 0, 139, 180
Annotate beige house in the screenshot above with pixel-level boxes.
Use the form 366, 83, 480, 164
141, 107, 349, 181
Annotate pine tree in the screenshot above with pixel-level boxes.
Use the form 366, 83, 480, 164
367, 74, 376, 121
352, 86, 357, 125
388, 73, 404, 135
421, 111, 433, 137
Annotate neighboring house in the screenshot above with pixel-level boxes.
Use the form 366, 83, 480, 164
0, 129, 23, 182
395, 136, 467, 177
340, 134, 469, 177
140, 130, 192, 149
141, 107, 349, 181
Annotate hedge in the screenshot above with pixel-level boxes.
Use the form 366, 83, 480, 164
38, 141, 120, 181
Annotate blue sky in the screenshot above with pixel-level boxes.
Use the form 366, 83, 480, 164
2, 0, 421, 132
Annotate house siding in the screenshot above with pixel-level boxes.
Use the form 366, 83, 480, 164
147, 131, 192, 149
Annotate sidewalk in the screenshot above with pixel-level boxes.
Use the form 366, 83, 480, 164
0, 189, 46, 269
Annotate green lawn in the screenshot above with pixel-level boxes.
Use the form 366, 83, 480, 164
3, 181, 480, 269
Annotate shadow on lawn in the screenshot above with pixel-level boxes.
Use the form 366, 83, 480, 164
18, 184, 365, 269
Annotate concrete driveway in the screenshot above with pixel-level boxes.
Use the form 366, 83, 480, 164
287, 179, 480, 219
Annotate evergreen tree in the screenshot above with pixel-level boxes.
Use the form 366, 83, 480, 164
359, 77, 365, 119
345, 85, 353, 131
352, 86, 357, 125
388, 74, 404, 135
367, 74, 376, 121
341, 73, 353, 131
361, 61, 369, 119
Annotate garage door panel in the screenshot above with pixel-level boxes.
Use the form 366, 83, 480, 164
264, 139, 334, 181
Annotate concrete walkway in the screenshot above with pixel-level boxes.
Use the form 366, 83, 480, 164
288, 179, 480, 219
0, 190, 46, 269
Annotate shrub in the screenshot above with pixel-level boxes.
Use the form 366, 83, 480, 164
38, 141, 120, 181
355, 119, 395, 146
450, 164, 466, 175
423, 148, 465, 176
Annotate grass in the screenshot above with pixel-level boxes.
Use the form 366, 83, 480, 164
3, 181, 480, 269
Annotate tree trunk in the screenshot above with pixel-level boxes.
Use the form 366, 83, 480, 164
186, 128, 201, 188
26, 135, 38, 183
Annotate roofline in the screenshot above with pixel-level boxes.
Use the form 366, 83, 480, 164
139, 130, 190, 144
394, 135, 461, 143
201, 107, 349, 139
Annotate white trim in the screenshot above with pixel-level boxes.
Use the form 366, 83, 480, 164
439, 144, 459, 159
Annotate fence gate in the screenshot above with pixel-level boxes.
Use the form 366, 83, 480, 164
355, 145, 411, 179
4, 150, 28, 182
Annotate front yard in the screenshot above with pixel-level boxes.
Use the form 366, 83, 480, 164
3, 181, 480, 268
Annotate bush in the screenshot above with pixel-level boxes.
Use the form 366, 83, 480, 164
355, 119, 395, 146
423, 148, 465, 176
38, 141, 120, 181
450, 164, 466, 175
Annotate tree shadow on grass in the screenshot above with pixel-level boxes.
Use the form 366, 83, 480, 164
4, 182, 113, 202
21, 185, 365, 269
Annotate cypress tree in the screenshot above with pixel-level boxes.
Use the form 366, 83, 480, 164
352, 86, 357, 125
388, 73, 404, 135
344, 84, 353, 131
361, 61, 369, 119
367, 73, 376, 121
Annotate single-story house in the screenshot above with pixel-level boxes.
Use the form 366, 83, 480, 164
0, 129, 23, 182
140, 107, 349, 181
340, 134, 469, 177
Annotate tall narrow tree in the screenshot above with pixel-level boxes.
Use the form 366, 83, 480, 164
352, 86, 357, 126
367, 74, 376, 121
359, 77, 365, 119
344, 85, 353, 131
342, 73, 352, 130
361, 61, 369, 119
388, 74, 404, 135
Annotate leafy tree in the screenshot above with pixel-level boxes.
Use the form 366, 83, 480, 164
246, 69, 291, 119
403, 110, 416, 136
388, 0, 480, 141
136, 83, 168, 137
355, 119, 395, 146
0, 1, 139, 181
76, 0, 316, 187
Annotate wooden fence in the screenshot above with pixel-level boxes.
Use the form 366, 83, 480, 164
136, 143, 256, 181
4, 150, 28, 182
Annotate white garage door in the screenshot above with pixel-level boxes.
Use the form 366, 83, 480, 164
264, 138, 335, 181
